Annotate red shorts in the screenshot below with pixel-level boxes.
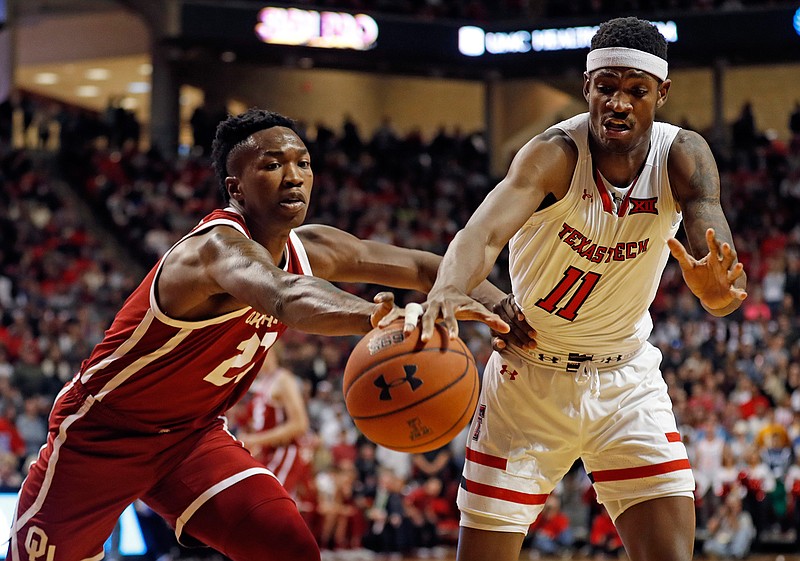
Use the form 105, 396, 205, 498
8, 382, 292, 561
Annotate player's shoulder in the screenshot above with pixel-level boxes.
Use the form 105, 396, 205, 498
533, 127, 578, 158
512, 126, 578, 181
294, 223, 352, 246
668, 127, 710, 153
667, 126, 715, 169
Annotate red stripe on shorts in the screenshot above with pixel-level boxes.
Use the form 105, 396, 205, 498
665, 432, 681, 442
461, 477, 548, 505
465, 447, 507, 470
590, 458, 692, 483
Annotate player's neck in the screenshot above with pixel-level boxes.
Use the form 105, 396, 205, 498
590, 142, 650, 189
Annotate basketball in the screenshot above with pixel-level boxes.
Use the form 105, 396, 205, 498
343, 319, 479, 454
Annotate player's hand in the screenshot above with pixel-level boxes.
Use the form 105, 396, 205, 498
667, 228, 747, 312
370, 292, 399, 329
377, 302, 424, 337
237, 432, 261, 455
490, 294, 536, 351
420, 284, 509, 342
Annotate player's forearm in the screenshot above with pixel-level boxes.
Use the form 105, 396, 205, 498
246, 421, 308, 447
256, 275, 375, 336
438, 228, 501, 293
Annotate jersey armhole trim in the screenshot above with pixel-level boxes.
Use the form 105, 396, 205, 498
150, 218, 253, 328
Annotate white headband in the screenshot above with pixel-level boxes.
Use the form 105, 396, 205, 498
586, 47, 668, 81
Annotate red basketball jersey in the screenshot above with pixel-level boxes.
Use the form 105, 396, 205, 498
74, 208, 312, 432
244, 371, 314, 492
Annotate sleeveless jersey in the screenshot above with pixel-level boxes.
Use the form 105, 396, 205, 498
509, 113, 681, 359
244, 369, 313, 490
76, 208, 313, 432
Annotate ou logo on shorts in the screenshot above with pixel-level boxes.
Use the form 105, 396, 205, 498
25, 526, 56, 561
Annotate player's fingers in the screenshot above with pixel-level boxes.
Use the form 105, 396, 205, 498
373, 291, 395, 306
371, 292, 397, 328
420, 305, 440, 342
402, 303, 423, 335
491, 337, 507, 352
731, 287, 748, 301
667, 237, 692, 267
441, 307, 460, 340
705, 228, 722, 260
455, 299, 509, 332
728, 262, 745, 282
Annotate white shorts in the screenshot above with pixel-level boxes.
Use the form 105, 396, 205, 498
459, 343, 694, 533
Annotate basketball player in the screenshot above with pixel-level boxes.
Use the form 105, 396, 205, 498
7, 109, 519, 561
420, 17, 747, 561
235, 342, 313, 497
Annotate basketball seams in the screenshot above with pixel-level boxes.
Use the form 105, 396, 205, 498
379, 355, 479, 452
343, 320, 479, 453
348, 354, 472, 420
342, 346, 472, 398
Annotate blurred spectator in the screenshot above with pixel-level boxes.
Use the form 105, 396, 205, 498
703, 492, 756, 560
588, 506, 623, 560
411, 444, 454, 484
14, 395, 47, 461
0, 403, 25, 459
0, 451, 22, 490
525, 494, 574, 559
362, 467, 412, 556
404, 475, 456, 555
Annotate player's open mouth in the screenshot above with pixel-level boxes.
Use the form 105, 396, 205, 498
603, 118, 632, 138
279, 192, 306, 210
604, 119, 630, 132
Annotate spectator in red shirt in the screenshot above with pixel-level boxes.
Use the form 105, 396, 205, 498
404, 475, 455, 554
526, 494, 574, 558
589, 506, 623, 560
0, 408, 26, 459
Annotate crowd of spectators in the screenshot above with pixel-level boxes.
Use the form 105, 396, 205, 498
3, 91, 800, 559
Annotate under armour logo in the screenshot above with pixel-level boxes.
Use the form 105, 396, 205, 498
499, 364, 518, 381
600, 355, 623, 364
374, 364, 423, 400
582, 189, 593, 202
537, 353, 560, 364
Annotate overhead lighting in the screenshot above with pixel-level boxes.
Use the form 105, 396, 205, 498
119, 97, 138, 110
127, 81, 151, 94
85, 68, 110, 80
76, 85, 100, 97
33, 72, 59, 85
138, 63, 152, 76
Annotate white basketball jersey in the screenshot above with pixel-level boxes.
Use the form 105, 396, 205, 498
509, 113, 681, 359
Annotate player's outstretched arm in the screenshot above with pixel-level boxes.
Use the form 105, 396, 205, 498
421, 129, 576, 341
180, 226, 396, 336
667, 129, 748, 317
296, 223, 536, 345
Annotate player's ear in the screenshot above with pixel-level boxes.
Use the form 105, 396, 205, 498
227, 176, 243, 202
583, 71, 591, 101
656, 78, 671, 109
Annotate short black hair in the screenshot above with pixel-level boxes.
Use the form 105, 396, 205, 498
211, 108, 297, 202
590, 17, 667, 61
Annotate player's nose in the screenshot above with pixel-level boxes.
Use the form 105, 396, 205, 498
607, 92, 632, 112
282, 163, 304, 186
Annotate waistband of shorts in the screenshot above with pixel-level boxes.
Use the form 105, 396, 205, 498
510, 346, 644, 372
